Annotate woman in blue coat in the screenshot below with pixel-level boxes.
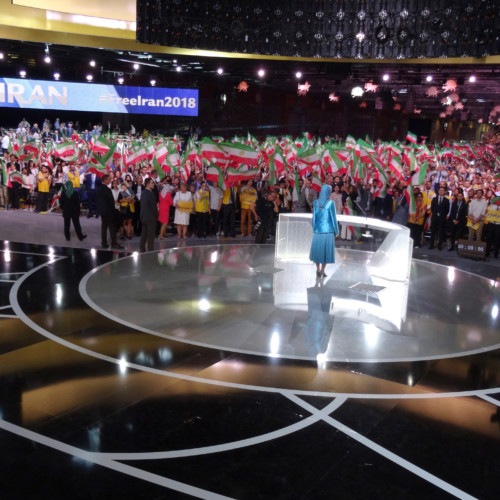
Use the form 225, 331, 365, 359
309, 184, 339, 277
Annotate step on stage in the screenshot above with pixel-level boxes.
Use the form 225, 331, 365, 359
0, 235, 499, 499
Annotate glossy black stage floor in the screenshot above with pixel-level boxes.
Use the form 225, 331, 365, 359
0, 240, 499, 500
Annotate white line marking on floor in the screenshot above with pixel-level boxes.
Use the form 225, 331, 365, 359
478, 394, 500, 407
0, 418, 233, 500
95, 397, 347, 460
9, 259, 500, 399
283, 393, 478, 500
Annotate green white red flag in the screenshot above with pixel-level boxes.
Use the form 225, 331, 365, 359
406, 131, 418, 144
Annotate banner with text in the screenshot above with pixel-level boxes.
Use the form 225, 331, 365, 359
0, 78, 198, 116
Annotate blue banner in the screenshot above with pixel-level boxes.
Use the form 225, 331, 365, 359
0, 78, 198, 116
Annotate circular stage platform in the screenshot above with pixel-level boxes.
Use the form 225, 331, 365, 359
82, 244, 500, 364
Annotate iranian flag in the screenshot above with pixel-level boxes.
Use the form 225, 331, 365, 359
24, 140, 39, 155
206, 163, 224, 188
332, 146, 350, 162
346, 135, 356, 150
222, 142, 260, 166
152, 155, 167, 177
145, 139, 156, 160
406, 131, 418, 144
166, 143, 181, 168
54, 140, 77, 158
343, 198, 359, 237
1, 158, 9, 185
50, 187, 63, 209
92, 135, 111, 154
226, 166, 260, 184
310, 173, 322, 193
9, 170, 30, 188
154, 141, 168, 165
406, 187, 417, 215
388, 151, 404, 179
85, 161, 108, 177
126, 143, 147, 166
199, 138, 228, 164
269, 151, 285, 176
296, 146, 320, 165
490, 196, 500, 206
410, 159, 428, 186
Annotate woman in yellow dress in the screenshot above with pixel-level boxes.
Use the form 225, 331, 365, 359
35, 164, 52, 213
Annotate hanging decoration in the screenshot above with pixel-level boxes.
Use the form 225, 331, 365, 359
413, 108, 422, 114
364, 82, 378, 92
237, 81, 249, 92
426, 86, 439, 97
440, 112, 447, 118
393, 103, 401, 110
454, 102, 464, 110
442, 79, 458, 92
328, 92, 340, 102
297, 81, 311, 96
359, 101, 367, 108
448, 92, 460, 102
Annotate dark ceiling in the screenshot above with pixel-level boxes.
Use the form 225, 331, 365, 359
0, 39, 499, 123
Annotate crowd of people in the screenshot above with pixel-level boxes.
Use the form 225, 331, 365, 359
1, 117, 499, 257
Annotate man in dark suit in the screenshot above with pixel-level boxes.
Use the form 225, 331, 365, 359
139, 178, 158, 253
84, 171, 102, 218
448, 190, 468, 251
429, 186, 450, 250
96, 174, 123, 249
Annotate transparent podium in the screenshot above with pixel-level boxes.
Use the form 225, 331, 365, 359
273, 213, 413, 337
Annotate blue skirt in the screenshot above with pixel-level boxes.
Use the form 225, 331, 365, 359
309, 232, 336, 264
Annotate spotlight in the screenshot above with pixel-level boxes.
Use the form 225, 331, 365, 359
176, 66, 182, 72
295, 71, 302, 79
19, 70, 26, 78
469, 75, 476, 83
44, 55, 51, 64
150, 79, 156, 86
53, 72, 60, 80
173, 59, 177, 63
257, 68, 265, 77
356, 32, 365, 42
0, 52, 4, 60
426, 75, 433, 82
133, 63, 139, 70
89, 60, 96, 67
86, 74, 93, 82
351, 86, 364, 97
217, 67, 223, 75
117, 76, 124, 84
382, 73, 390, 81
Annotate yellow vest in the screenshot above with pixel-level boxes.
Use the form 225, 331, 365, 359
222, 188, 233, 204
239, 187, 257, 209
37, 173, 50, 193
195, 190, 209, 213
485, 205, 500, 224
68, 171, 80, 188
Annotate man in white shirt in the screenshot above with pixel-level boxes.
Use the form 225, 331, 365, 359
468, 189, 488, 242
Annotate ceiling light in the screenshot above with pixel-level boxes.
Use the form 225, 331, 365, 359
53, 72, 60, 80
426, 75, 433, 82
89, 60, 96, 67
258, 69, 265, 77
133, 63, 139, 70
295, 71, 302, 79
19, 70, 26, 78
382, 73, 390, 81
469, 75, 476, 83
356, 32, 366, 42
150, 79, 156, 86
86, 74, 93, 82
117, 76, 124, 84
0, 52, 4, 60
176, 66, 182, 72
44, 55, 51, 63
173, 59, 177, 63
217, 67, 223, 75
351, 86, 364, 97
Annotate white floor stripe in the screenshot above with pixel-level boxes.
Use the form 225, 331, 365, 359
0, 305, 14, 310
0, 272, 26, 275
95, 397, 347, 460
0, 418, 233, 500
478, 394, 500, 407
9, 259, 500, 400
0, 249, 60, 257
0, 314, 17, 318
0, 279, 16, 283
284, 393, 478, 500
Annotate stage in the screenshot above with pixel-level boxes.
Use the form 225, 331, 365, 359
0, 239, 500, 499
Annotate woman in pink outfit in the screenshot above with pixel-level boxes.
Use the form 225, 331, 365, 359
158, 182, 173, 239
